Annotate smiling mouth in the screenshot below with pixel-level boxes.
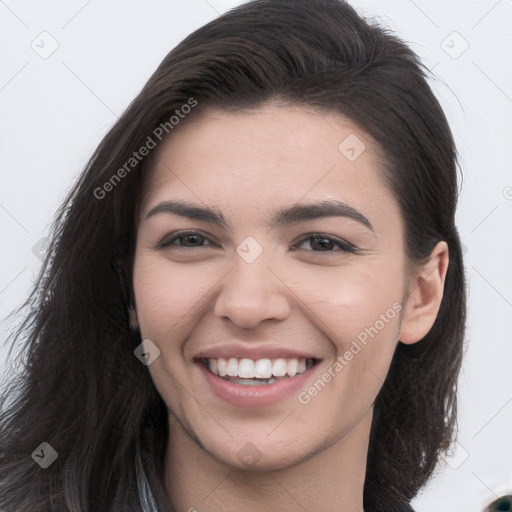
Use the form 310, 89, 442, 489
199, 357, 318, 385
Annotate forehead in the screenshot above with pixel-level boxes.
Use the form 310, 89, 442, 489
140, 105, 398, 227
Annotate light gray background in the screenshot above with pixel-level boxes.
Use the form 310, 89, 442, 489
1, 1, 511, 511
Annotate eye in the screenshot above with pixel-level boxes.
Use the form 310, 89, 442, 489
290, 234, 357, 253
156, 230, 219, 250
155, 231, 357, 254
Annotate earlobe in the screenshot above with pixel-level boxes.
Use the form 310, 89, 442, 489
399, 241, 449, 345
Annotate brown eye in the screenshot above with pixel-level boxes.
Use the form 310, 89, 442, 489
178, 234, 206, 247
309, 236, 335, 251
292, 234, 357, 253
156, 231, 218, 250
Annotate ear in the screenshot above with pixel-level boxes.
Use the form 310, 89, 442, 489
399, 241, 449, 345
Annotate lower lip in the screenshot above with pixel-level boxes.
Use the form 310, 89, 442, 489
197, 361, 318, 408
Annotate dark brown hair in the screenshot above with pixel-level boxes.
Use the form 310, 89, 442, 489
0, 1, 466, 510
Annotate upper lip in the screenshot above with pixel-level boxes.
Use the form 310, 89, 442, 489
194, 343, 321, 361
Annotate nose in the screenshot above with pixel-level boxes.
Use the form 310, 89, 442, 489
213, 253, 291, 330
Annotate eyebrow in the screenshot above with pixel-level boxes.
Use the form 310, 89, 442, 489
145, 199, 374, 233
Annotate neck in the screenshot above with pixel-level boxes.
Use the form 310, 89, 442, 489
164, 408, 372, 512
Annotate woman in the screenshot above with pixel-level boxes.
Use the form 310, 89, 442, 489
0, 0, 466, 510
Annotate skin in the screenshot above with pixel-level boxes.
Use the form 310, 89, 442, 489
132, 103, 449, 512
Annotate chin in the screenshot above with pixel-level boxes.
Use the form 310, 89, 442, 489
198, 429, 318, 473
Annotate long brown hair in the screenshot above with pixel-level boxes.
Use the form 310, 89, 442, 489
0, 1, 466, 510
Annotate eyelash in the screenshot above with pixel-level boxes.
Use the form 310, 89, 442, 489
155, 230, 358, 254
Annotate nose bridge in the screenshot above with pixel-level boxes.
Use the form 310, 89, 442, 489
213, 246, 290, 328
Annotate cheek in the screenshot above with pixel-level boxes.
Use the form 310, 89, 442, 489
293, 268, 402, 425
283, 260, 404, 345
285, 259, 404, 404
132, 256, 211, 340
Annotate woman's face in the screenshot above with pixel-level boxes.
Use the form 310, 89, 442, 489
133, 104, 412, 470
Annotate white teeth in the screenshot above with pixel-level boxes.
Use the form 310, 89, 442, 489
286, 358, 298, 377
230, 378, 278, 386
227, 357, 238, 377
238, 358, 255, 378
254, 359, 272, 378
217, 358, 228, 377
209, 358, 218, 375
205, 357, 314, 380
272, 358, 287, 377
